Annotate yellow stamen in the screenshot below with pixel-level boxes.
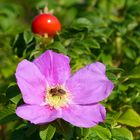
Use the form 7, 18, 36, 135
45, 86, 70, 109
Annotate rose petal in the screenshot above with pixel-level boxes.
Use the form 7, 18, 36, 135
33, 50, 71, 86
62, 104, 106, 128
90, 62, 106, 74
66, 62, 114, 104
15, 60, 46, 105
16, 104, 59, 124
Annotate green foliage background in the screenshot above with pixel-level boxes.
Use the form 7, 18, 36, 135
0, 0, 140, 140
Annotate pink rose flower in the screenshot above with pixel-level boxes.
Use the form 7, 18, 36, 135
15, 50, 114, 128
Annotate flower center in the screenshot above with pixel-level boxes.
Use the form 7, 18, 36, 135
45, 86, 70, 109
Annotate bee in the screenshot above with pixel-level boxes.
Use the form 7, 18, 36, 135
50, 88, 58, 94
58, 89, 66, 94
49, 88, 66, 96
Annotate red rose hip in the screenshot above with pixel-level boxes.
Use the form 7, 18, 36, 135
31, 13, 61, 37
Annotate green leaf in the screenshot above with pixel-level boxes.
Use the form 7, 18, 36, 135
117, 108, 140, 127
0, 93, 8, 103
48, 41, 67, 54
128, 2, 140, 15
84, 39, 100, 49
60, 0, 81, 7
124, 47, 136, 60
54, 119, 73, 140
106, 72, 117, 83
127, 37, 140, 49
12, 32, 26, 57
127, 65, 140, 79
90, 125, 112, 140
73, 39, 100, 49
23, 31, 34, 44
75, 128, 90, 139
81, 128, 90, 139
100, 53, 112, 64
106, 66, 124, 73
39, 124, 56, 140
123, 65, 140, 82
112, 128, 133, 140
25, 124, 39, 137
86, 133, 102, 140
0, 104, 18, 124
11, 124, 40, 140
71, 18, 92, 30
6, 83, 21, 104
11, 126, 27, 140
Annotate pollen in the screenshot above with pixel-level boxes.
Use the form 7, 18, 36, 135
45, 86, 70, 109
